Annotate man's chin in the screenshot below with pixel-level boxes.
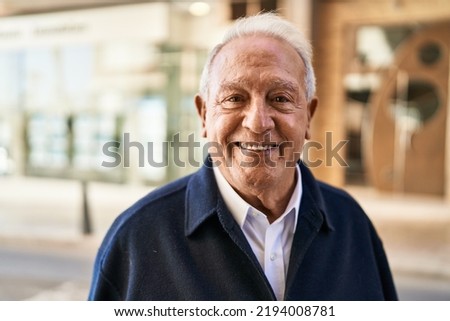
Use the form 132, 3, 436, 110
232, 153, 298, 170
230, 157, 286, 178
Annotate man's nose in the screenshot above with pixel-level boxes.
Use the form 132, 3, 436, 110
242, 98, 275, 134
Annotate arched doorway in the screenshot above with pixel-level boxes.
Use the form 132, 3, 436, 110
365, 22, 449, 195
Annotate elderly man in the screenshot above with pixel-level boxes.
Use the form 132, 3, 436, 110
89, 13, 398, 301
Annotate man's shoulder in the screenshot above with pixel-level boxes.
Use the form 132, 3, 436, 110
137, 174, 192, 207
314, 179, 375, 231
315, 179, 366, 216
108, 174, 194, 233
317, 180, 359, 204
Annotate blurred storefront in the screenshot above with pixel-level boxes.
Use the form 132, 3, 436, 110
0, 0, 312, 186
0, 2, 213, 185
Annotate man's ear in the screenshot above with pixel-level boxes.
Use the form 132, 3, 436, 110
305, 97, 318, 140
195, 94, 207, 138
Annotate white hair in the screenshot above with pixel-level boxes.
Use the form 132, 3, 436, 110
198, 12, 316, 102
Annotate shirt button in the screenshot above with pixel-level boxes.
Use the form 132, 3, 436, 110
270, 253, 277, 261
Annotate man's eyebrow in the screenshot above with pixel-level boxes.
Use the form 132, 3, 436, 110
269, 80, 299, 91
219, 79, 252, 90
218, 79, 300, 92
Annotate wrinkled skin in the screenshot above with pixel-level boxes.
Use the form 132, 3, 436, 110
195, 35, 318, 222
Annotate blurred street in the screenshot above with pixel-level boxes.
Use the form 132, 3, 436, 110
0, 238, 95, 300
0, 176, 449, 301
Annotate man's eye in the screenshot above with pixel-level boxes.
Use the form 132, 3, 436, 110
227, 96, 242, 102
219, 95, 246, 109
274, 96, 290, 103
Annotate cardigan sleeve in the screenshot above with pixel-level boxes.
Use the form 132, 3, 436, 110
371, 228, 398, 300
88, 218, 128, 301
88, 265, 122, 300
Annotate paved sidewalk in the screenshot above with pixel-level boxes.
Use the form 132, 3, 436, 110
0, 176, 152, 241
347, 186, 450, 279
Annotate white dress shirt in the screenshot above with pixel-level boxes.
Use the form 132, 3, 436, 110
213, 166, 303, 300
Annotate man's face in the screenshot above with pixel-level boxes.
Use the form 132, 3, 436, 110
196, 35, 317, 193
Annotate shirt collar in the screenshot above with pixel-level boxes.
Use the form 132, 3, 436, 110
213, 165, 303, 227
185, 158, 334, 237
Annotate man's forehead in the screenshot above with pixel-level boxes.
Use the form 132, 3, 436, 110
219, 77, 300, 91
216, 35, 288, 61
210, 35, 304, 74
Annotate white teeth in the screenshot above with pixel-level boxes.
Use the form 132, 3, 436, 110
240, 143, 276, 151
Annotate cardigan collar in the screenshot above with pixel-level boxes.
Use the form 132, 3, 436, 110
185, 157, 334, 237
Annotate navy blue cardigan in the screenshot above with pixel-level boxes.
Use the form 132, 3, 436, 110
88, 160, 398, 300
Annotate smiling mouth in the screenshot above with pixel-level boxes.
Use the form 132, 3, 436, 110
236, 142, 280, 152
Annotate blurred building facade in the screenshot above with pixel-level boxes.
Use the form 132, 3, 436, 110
0, 0, 312, 186
312, 0, 450, 201
0, 0, 449, 201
